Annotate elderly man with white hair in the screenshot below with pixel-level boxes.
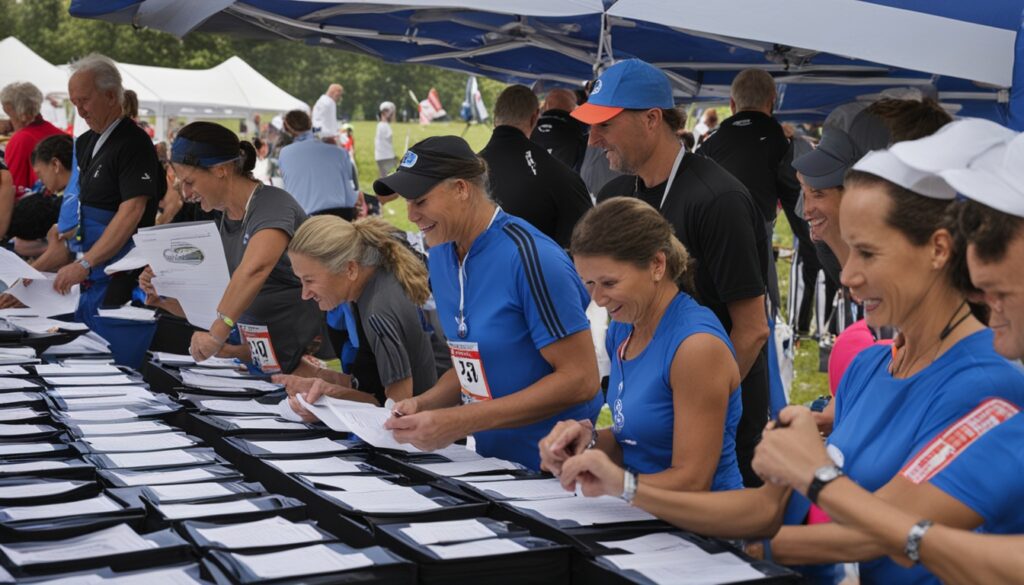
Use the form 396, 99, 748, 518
50, 53, 165, 332
1, 81, 64, 195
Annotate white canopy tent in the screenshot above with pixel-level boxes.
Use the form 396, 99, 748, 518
0, 36, 70, 99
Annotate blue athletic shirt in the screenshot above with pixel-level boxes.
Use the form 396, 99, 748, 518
825, 328, 1024, 584
928, 404, 1024, 536
606, 292, 743, 491
428, 209, 603, 470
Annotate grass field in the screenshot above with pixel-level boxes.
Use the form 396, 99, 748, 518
356, 121, 831, 409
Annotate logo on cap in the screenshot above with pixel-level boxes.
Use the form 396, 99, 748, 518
400, 151, 418, 168
591, 80, 602, 95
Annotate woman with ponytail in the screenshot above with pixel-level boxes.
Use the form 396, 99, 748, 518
139, 121, 330, 374
280, 214, 448, 416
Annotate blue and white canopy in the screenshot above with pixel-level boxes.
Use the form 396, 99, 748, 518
69, 0, 1024, 127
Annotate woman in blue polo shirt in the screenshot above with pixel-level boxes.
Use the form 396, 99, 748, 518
375, 136, 603, 471
538, 197, 743, 492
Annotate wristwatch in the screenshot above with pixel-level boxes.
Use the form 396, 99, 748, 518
807, 464, 844, 504
620, 470, 637, 504
585, 427, 599, 450
77, 257, 92, 271
904, 519, 933, 564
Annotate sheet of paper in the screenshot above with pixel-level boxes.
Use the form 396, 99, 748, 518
428, 444, 483, 461
105, 567, 204, 585
0, 523, 154, 566
61, 358, 114, 366
61, 395, 160, 410
415, 458, 521, 477
84, 433, 197, 453
400, 519, 498, 545
196, 516, 326, 549
181, 371, 281, 392
428, 538, 526, 559
510, 495, 657, 526
182, 367, 246, 378
75, 420, 172, 436
96, 305, 156, 321
103, 246, 149, 275
266, 457, 364, 475
108, 467, 221, 487
451, 474, 518, 483
198, 399, 278, 416
0, 365, 28, 375
104, 450, 208, 469
0, 442, 60, 456
146, 482, 235, 502
467, 478, 575, 500
34, 364, 122, 376
295, 394, 379, 431
6, 316, 88, 333
598, 533, 700, 554
232, 545, 373, 579
602, 550, 763, 585
0, 424, 53, 437
157, 498, 260, 520
247, 437, 348, 455
3, 494, 121, 521
324, 487, 441, 513
42, 332, 111, 356
0, 407, 44, 421
315, 403, 419, 452
44, 374, 135, 386
134, 221, 230, 329
217, 416, 308, 431
0, 480, 87, 500
0, 391, 42, 405
0, 378, 40, 389
54, 386, 153, 399
60, 408, 139, 421
0, 247, 47, 283
299, 474, 403, 493
0, 460, 71, 474
7, 279, 79, 317
152, 352, 237, 368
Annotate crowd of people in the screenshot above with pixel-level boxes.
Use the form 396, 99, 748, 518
2, 51, 1023, 584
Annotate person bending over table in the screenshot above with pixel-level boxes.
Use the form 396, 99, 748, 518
140, 121, 329, 374
274, 215, 447, 416
552, 147, 1024, 584
375, 135, 603, 471
539, 197, 743, 493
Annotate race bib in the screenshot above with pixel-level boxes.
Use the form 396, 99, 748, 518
448, 341, 492, 402
238, 323, 282, 374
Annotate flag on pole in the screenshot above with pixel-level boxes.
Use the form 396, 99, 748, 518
418, 87, 447, 125
462, 76, 489, 123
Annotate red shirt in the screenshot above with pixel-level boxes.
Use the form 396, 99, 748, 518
4, 116, 64, 196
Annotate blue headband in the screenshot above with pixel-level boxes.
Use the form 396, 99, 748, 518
170, 136, 240, 168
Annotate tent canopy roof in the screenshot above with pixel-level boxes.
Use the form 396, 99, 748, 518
0, 36, 70, 99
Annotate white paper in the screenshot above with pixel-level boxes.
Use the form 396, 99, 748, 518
44, 374, 135, 386
75, 420, 172, 436
6, 316, 88, 334
468, 478, 575, 500
195, 516, 326, 548
0, 248, 47, 283
315, 403, 418, 453
266, 457, 364, 475
103, 246, 149, 275
248, 437, 348, 455
217, 416, 308, 431
0, 424, 51, 436
0, 378, 40, 389
54, 386, 153, 399
7, 279, 80, 317
428, 538, 526, 559
510, 496, 657, 526
299, 474, 403, 493
198, 399, 278, 416
429, 444, 483, 461
3, 494, 120, 521
415, 458, 521, 477
61, 358, 114, 366
232, 545, 373, 579
0, 442, 59, 456
62, 395, 160, 410
133, 221, 230, 329
43, 333, 111, 356
104, 450, 208, 469
602, 550, 763, 585
0, 366, 28, 375
0, 391, 42, 405
152, 352, 237, 368
451, 474, 518, 483
182, 367, 246, 378
181, 371, 280, 392
157, 498, 260, 520
34, 364, 121, 376
34, 567, 204, 585
59, 408, 139, 421
0, 407, 45, 421
147, 482, 235, 502
324, 487, 441, 513
0, 460, 71, 474
295, 394, 379, 431
400, 519, 497, 545
0, 524, 154, 566
0, 480, 87, 500
85, 433, 197, 453
598, 533, 700, 554
96, 305, 157, 321
108, 467, 221, 487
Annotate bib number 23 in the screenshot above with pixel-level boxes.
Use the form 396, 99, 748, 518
448, 341, 492, 402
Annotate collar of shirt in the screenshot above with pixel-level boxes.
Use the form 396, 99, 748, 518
293, 131, 315, 143
92, 116, 124, 158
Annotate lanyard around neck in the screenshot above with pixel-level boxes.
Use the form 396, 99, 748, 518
456, 206, 502, 338
657, 146, 686, 211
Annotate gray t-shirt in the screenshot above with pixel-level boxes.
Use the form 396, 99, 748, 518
220, 184, 328, 372
355, 269, 444, 395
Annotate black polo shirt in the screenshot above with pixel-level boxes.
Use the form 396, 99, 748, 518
530, 109, 588, 172
697, 110, 799, 222
597, 152, 769, 333
479, 126, 592, 248
75, 117, 164, 226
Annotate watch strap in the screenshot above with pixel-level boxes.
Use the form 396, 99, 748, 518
807, 465, 843, 505
904, 519, 933, 564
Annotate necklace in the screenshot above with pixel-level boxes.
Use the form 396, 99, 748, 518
889, 299, 971, 378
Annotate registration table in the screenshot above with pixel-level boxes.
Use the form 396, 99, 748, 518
0, 331, 801, 584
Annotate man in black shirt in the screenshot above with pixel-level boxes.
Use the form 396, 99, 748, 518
55, 53, 164, 330
530, 88, 588, 172
479, 85, 592, 248
576, 59, 771, 486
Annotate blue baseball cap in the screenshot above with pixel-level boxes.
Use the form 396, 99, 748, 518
572, 59, 674, 125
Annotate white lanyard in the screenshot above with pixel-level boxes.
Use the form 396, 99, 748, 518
657, 146, 687, 211
456, 206, 502, 338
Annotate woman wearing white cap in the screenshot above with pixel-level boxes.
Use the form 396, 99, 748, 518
375, 101, 397, 185
557, 130, 1024, 584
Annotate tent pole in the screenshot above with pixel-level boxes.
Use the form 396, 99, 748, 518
1009, 9, 1024, 130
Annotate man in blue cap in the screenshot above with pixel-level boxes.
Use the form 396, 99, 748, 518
575, 59, 772, 487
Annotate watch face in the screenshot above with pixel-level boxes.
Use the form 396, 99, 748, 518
815, 465, 842, 482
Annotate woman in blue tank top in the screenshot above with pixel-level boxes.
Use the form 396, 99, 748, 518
539, 197, 744, 492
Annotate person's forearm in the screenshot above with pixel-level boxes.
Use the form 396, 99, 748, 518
210, 263, 274, 340
923, 529, 1024, 585
0, 182, 14, 238
412, 368, 463, 410
82, 199, 145, 266
771, 521, 889, 564
731, 323, 769, 378
634, 483, 789, 540
31, 238, 73, 272
594, 429, 624, 466
324, 383, 379, 405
